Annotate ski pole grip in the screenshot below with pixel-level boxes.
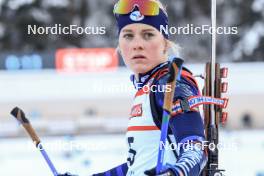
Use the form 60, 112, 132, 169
163, 58, 183, 111
167, 58, 184, 82
10, 107, 41, 146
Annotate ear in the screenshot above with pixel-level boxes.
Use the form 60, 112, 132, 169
116, 45, 121, 54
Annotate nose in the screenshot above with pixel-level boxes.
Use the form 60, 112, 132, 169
133, 44, 143, 51
131, 36, 144, 51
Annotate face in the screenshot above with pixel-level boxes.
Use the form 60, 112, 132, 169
119, 23, 167, 74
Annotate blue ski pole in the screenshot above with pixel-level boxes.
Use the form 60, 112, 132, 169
10, 107, 59, 176
156, 58, 183, 174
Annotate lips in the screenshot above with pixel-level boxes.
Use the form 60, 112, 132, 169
132, 54, 146, 60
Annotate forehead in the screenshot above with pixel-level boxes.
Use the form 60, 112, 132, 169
121, 23, 159, 33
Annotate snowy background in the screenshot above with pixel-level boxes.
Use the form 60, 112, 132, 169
0, 0, 263, 62
1, 131, 264, 176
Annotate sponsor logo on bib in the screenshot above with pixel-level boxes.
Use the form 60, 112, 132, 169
130, 104, 143, 118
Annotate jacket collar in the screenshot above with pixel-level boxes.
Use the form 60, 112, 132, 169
130, 61, 169, 90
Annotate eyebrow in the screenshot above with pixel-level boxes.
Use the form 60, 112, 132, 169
121, 28, 156, 33
142, 29, 155, 32
122, 29, 133, 33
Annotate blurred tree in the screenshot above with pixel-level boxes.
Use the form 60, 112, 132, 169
0, 0, 263, 62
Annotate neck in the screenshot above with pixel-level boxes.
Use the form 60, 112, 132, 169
135, 74, 140, 82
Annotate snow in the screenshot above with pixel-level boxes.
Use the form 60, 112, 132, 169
0, 62, 264, 103
252, 0, 264, 13
0, 130, 264, 176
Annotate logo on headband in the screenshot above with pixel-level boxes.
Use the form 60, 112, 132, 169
130, 11, 144, 21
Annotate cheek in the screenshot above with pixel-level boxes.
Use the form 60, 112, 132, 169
147, 41, 164, 57
152, 42, 163, 50
119, 41, 131, 63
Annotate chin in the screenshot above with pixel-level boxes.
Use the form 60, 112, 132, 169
133, 67, 150, 74
129, 63, 154, 74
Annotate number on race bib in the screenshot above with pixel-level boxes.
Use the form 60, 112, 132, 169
127, 137, 137, 166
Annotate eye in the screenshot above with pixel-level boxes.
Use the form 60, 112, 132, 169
123, 33, 133, 40
143, 32, 155, 40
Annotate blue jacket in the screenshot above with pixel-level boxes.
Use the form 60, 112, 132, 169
93, 61, 207, 176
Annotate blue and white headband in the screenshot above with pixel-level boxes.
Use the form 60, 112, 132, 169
115, 8, 169, 39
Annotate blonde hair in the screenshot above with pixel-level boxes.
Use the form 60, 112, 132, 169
166, 40, 182, 58
155, 0, 182, 58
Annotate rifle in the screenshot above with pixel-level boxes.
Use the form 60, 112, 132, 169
202, 0, 229, 175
